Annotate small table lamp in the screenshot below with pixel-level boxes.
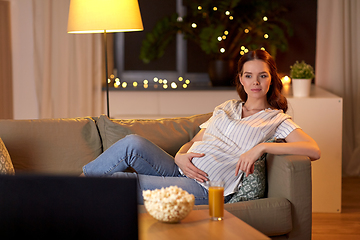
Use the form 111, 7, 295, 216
67, 0, 143, 117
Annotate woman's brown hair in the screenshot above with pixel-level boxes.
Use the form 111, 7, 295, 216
235, 49, 288, 113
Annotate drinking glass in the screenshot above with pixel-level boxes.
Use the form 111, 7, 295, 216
208, 181, 224, 221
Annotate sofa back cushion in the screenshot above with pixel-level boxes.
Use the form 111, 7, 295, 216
0, 117, 102, 175
96, 113, 212, 157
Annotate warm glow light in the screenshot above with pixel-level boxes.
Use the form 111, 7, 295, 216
192, 23, 197, 28
198, 6, 202, 10
264, 34, 269, 39
163, 84, 168, 89
240, 51, 245, 55
225, 11, 230, 15
122, 82, 127, 88
153, 77, 158, 82
222, 35, 226, 40
171, 82, 177, 89
67, 0, 143, 33
241, 46, 245, 50
220, 48, 225, 53
133, 81, 138, 87
183, 84, 188, 89
213, 7, 218, 11
114, 78, 120, 88
229, 16, 234, 20
163, 79, 168, 84
244, 28, 249, 33
263, 16, 268, 21
185, 79, 190, 84
281, 76, 291, 85
217, 36, 222, 41
143, 79, 148, 84
281, 75, 291, 94
261, 47, 266, 51
178, 77, 183, 81
224, 31, 229, 35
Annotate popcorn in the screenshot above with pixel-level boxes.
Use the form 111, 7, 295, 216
143, 186, 195, 223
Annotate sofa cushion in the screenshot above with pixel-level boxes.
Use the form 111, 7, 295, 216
96, 113, 212, 157
0, 138, 15, 175
228, 154, 266, 203
0, 117, 102, 175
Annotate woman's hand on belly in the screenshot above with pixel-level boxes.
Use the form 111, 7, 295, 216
175, 152, 208, 182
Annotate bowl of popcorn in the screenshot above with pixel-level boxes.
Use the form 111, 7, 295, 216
143, 186, 195, 223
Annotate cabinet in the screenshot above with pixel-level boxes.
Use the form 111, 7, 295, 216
106, 85, 343, 213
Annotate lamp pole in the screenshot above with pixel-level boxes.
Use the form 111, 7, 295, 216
104, 30, 110, 118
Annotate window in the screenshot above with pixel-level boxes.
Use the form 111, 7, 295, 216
113, 0, 210, 90
113, 0, 317, 90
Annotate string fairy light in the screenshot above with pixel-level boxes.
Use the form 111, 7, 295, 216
113, 75, 191, 90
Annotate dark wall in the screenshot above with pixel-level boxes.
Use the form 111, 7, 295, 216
275, 0, 317, 75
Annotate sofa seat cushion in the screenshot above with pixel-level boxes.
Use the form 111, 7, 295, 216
194, 197, 292, 236
0, 117, 102, 175
96, 113, 212, 157
0, 138, 15, 175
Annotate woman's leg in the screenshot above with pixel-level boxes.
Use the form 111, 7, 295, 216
112, 172, 209, 205
83, 134, 181, 177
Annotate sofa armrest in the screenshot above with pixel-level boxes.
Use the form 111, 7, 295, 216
266, 154, 312, 240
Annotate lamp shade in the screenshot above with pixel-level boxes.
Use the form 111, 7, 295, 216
67, 0, 143, 33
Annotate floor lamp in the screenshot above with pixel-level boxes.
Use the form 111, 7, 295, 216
67, 0, 143, 118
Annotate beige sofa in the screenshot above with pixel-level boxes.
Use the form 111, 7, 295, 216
0, 114, 312, 239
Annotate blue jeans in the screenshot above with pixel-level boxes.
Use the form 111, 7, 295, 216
83, 134, 208, 205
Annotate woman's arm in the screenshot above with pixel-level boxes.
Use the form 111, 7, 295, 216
235, 129, 321, 177
174, 129, 208, 182
262, 129, 321, 160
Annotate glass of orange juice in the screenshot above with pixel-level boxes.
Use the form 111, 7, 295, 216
208, 181, 225, 221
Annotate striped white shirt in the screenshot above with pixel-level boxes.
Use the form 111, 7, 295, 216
187, 99, 300, 196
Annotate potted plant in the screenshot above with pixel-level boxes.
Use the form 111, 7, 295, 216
290, 61, 315, 97
140, 0, 293, 86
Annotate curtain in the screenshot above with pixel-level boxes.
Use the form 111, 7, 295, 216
0, 1, 13, 119
316, 0, 360, 176
32, 0, 103, 119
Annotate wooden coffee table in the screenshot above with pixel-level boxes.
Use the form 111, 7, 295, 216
139, 209, 270, 240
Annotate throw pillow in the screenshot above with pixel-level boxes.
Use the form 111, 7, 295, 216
227, 154, 266, 203
0, 138, 15, 175
96, 113, 212, 157
226, 137, 284, 203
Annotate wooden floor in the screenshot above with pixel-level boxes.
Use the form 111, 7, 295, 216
312, 177, 360, 240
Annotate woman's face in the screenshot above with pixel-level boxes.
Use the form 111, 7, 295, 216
239, 59, 272, 100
